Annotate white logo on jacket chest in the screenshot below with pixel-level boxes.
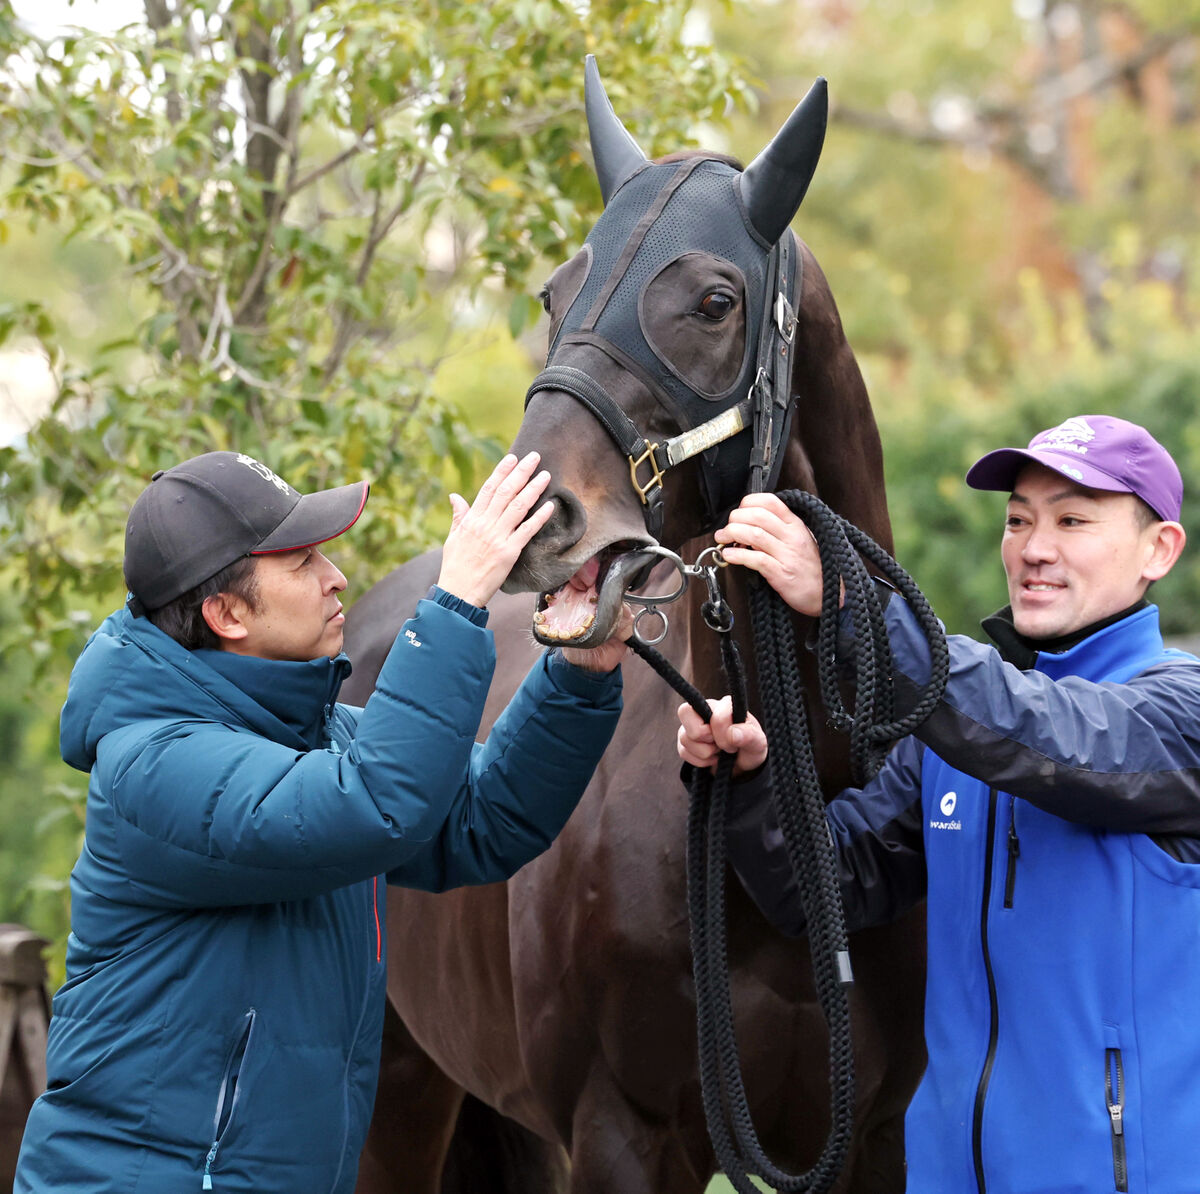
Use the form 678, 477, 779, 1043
930, 790, 962, 831
404, 628, 422, 647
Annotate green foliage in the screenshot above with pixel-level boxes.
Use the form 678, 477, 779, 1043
0, 0, 748, 966
879, 259, 1200, 637
704, 1, 1199, 639
0, 0, 749, 656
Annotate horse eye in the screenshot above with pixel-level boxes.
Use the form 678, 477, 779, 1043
697, 291, 734, 321
539, 287, 552, 314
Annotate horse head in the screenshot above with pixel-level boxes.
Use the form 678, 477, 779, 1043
504, 56, 828, 646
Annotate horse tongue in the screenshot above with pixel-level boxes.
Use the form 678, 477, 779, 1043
568, 557, 602, 591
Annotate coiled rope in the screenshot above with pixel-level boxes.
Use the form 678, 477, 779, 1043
630, 489, 949, 1194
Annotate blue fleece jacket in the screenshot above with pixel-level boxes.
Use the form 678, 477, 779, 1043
15, 591, 621, 1193
728, 598, 1200, 1194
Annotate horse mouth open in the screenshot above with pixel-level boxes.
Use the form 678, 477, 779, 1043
532, 541, 658, 648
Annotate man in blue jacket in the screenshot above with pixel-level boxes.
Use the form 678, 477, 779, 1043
678, 415, 1200, 1193
15, 448, 628, 1194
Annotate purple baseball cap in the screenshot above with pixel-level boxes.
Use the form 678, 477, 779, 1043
965, 415, 1182, 523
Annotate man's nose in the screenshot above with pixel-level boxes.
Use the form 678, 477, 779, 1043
1021, 526, 1058, 563
317, 551, 348, 592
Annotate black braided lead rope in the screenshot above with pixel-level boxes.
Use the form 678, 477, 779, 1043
629, 490, 948, 1194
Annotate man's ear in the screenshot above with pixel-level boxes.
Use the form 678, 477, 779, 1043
202, 592, 251, 644
1144, 521, 1187, 583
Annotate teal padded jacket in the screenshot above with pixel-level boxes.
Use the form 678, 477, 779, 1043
15, 590, 622, 1193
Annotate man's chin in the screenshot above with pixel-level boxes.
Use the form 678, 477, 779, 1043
1012, 609, 1076, 640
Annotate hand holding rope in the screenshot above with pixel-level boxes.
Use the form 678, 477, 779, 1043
630, 489, 948, 1194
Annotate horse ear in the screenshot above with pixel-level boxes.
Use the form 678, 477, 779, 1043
738, 77, 828, 246
585, 55, 649, 205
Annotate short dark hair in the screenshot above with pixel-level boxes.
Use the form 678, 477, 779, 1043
1134, 497, 1161, 530
147, 555, 261, 650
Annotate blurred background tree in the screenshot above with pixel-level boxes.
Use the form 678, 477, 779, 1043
705, 0, 1200, 637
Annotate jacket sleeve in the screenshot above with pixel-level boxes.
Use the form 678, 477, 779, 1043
876, 593, 1200, 835
724, 732, 928, 937
383, 650, 622, 892
93, 597, 621, 907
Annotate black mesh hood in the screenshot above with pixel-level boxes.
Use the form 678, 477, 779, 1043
547, 157, 775, 520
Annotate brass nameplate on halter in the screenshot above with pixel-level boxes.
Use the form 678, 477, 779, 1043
665, 404, 748, 467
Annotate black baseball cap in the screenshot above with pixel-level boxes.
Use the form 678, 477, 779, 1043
124, 451, 369, 612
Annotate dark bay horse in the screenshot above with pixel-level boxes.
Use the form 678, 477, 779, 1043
345, 60, 926, 1194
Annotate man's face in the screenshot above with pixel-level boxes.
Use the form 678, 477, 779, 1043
231, 548, 348, 661
1002, 463, 1160, 640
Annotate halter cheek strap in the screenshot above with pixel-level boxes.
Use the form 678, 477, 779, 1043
524, 231, 801, 542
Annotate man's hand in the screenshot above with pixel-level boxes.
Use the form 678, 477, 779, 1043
713, 493, 834, 617
677, 696, 768, 777
437, 453, 554, 608
560, 603, 634, 674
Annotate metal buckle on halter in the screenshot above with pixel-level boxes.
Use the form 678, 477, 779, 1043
629, 442, 665, 506
774, 292, 795, 343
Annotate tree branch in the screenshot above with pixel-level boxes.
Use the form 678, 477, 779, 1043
832, 26, 1197, 149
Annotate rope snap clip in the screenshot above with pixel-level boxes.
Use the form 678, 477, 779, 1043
623, 545, 732, 645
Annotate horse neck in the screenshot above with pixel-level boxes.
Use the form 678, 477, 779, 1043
685, 250, 888, 764
778, 246, 892, 556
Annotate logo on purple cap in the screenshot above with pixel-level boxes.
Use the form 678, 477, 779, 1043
1032, 416, 1095, 457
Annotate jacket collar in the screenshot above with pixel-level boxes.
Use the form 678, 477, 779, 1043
982, 600, 1164, 682
194, 648, 351, 749
982, 599, 1149, 671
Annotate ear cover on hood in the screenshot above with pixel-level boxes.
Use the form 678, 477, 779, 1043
584, 56, 649, 204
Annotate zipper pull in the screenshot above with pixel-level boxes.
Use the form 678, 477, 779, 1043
1003, 809, 1021, 907
1109, 1102, 1124, 1136
203, 1141, 218, 1190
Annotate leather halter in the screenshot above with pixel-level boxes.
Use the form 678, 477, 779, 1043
525, 230, 801, 542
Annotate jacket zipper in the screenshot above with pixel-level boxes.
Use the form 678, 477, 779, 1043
1003, 800, 1020, 909
1106, 1047, 1129, 1192
203, 1009, 257, 1190
972, 789, 1000, 1194
372, 876, 382, 963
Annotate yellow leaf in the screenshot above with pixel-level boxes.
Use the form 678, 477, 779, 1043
199, 415, 229, 450
488, 177, 519, 195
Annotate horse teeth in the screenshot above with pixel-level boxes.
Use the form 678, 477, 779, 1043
589, 596, 598, 605
533, 611, 546, 625
582, 614, 594, 629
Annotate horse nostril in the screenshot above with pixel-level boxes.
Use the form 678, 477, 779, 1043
534, 490, 587, 553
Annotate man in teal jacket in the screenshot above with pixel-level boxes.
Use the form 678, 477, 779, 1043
679, 415, 1200, 1193
15, 449, 628, 1193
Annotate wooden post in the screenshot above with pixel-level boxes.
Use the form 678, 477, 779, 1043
0, 925, 50, 1189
